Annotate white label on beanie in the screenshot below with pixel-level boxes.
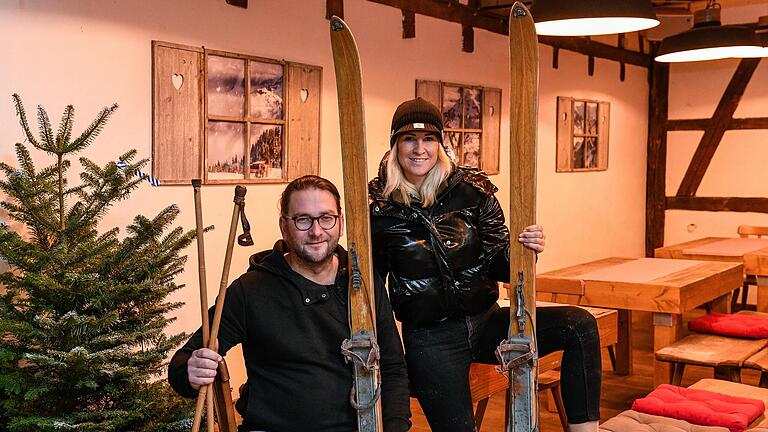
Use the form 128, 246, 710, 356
412, 123, 425, 129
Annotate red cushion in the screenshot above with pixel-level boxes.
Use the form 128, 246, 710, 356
632, 384, 765, 432
689, 313, 768, 339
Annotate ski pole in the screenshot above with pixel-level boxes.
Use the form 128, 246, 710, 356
191, 179, 215, 432
191, 185, 248, 432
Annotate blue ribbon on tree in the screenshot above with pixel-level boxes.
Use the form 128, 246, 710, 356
116, 160, 161, 187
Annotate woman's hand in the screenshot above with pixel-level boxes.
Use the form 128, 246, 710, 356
517, 224, 545, 253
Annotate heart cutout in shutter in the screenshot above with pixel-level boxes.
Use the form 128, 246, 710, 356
172, 73, 184, 90
300, 89, 309, 103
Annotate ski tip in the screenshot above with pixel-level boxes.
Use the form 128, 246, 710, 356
511, 2, 529, 19
330, 15, 346, 32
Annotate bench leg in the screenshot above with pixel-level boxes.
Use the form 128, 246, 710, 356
714, 366, 741, 383
672, 363, 685, 386
760, 371, 768, 388
607, 345, 617, 372
474, 397, 489, 430
550, 384, 568, 432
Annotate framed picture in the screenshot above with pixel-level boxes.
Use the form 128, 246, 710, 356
151, 40, 321, 185
556, 97, 610, 172
205, 53, 286, 183
416, 80, 501, 174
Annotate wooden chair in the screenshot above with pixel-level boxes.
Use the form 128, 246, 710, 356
655, 311, 768, 385
470, 351, 567, 431
732, 225, 768, 311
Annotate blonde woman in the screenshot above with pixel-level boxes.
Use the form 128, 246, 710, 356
369, 97, 601, 432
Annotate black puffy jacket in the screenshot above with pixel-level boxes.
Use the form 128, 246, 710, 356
369, 165, 510, 325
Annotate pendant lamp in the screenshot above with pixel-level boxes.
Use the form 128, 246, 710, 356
655, 3, 765, 62
744, 15, 768, 58
531, 0, 659, 36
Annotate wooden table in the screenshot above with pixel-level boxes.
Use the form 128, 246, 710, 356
656, 237, 768, 311
536, 257, 743, 387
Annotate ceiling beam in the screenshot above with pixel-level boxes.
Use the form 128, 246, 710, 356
367, 0, 651, 68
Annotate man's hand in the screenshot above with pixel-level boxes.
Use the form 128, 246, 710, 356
517, 224, 545, 253
187, 342, 223, 390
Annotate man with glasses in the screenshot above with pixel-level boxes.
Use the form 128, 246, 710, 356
168, 175, 411, 432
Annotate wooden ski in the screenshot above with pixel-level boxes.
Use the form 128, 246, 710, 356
498, 3, 539, 432
329, 15, 383, 432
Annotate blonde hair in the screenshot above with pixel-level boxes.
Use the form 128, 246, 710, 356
383, 142, 453, 207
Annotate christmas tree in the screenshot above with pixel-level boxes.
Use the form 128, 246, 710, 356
0, 94, 194, 431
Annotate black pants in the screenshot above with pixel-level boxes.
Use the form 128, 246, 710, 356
402, 305, 602, 432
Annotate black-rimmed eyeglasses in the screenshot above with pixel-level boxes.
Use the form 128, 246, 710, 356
282, 214, 339, 231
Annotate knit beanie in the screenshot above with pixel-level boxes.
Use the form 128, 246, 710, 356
389, 97, 444, 147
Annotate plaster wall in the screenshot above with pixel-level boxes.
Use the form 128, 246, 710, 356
1, 0, 649, 395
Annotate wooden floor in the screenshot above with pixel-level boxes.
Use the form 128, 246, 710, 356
408, 308, 764, 431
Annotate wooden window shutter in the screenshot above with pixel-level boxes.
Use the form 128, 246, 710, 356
285, 62, 322, 180
480, 87, 501, 175
556, 96, 573, 172
598, 101, 610, 170
415, 80, 441, 108
152, 42, 204, 184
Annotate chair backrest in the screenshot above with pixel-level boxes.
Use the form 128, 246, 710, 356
738, 225, 768, 238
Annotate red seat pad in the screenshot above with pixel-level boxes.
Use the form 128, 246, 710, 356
631, 384, 765, 432
689, 313, 768, 339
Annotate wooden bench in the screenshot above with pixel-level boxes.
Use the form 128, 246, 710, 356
600, 378, 768, 432
655, 311, 768, 385
744, 347, 768, 388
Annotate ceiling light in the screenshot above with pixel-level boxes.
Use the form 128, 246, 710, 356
743, 15, 768, 58
655, 4, 765, 62
531, 0, 660, 37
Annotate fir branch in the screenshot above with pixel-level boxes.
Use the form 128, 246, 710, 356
36, 105, 56, 153
11, 94, 40, 149
55, 105, 75, 150
67, 104, 118, 154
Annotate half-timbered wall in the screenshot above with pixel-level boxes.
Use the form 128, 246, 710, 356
661, 3, 768, 248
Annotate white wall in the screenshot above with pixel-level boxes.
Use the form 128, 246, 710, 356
664, 2, 768, 245
0, 0, 650, 393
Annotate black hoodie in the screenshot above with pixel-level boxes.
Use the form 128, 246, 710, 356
168, 240, 411, 432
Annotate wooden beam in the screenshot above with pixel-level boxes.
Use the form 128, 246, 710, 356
667, 117, 768, 131
676, 58, 761, 196
225, 0, 247, 8
366, 0, 651, 68
464, 0, 478, 52
538, 35, 650, 68
666, 197, 768, 213
402, 9, 416, 38
462, 24, 474, 52
646, 59, 669, 257
552, 46, 559, 69
326, 0, 344, 20
618, 33, 626, 82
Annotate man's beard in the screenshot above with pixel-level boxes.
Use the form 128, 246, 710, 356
284, 231, 338, 266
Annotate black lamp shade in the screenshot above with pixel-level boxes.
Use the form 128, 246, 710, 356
531, 0, 659, 36
656, 25, 765, 62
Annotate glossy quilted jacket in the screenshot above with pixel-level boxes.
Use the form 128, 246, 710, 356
369, 165, 509, 325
